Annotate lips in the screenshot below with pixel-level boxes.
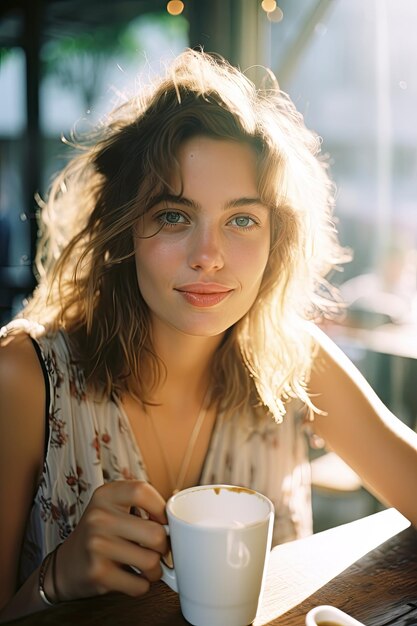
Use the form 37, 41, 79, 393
175, 283, 234, 307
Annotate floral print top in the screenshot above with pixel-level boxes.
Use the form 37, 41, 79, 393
3, 321, 312, 586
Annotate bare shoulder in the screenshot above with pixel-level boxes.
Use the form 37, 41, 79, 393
0, 329, 43, 381
0, 328, 46, 477
307, 322, 386, 424
307, 322, 410, 437
308, 322, 344, 360
308, 323, 362, 387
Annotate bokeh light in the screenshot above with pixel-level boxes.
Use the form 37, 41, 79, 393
267, 6, 284, 22
167, 1, 184, 16
261, 0, 277, 13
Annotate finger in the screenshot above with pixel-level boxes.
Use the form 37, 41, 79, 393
112, 568, 151, 597
92, 535, 164, 583
94, 481, 167, 523
90, 507, 168, 554
92, 560, 151, 597
129, 517, 169, 555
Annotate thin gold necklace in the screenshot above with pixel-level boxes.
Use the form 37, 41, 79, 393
144, 389, 210, 495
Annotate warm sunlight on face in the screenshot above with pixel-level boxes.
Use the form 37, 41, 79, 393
134, 136, 271, 339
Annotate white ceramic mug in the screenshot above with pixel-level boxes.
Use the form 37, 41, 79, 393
160, 484, 274, 626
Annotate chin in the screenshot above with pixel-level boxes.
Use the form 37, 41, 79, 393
182, 326, 230, 338
174, 320, 235, 338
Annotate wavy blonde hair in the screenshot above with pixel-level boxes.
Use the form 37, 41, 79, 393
21, 49, 349, 421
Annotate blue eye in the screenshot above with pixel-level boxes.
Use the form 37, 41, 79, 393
157, 211, 188, 226
229, 215, 257, 229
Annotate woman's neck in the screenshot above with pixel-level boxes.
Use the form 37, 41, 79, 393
146, 321, 225, 405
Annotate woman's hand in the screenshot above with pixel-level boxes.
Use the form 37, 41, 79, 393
56, 480, 169, 600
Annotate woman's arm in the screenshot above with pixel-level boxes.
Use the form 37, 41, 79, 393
0, 332, 47, 618
0, 332, 170, 622
309, 326, 417, 527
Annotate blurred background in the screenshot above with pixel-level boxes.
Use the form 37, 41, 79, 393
1, 0, 416, 530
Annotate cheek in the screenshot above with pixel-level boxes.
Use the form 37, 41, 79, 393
235, 239, 270, 281
135, 239, 181, 276
134, 241, 156, 292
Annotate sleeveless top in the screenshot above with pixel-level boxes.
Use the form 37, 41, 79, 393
3, 321, 313, 586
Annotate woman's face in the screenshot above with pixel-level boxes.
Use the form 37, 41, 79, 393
134, 136, 271, 339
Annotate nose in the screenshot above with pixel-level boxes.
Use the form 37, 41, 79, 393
188, 224, 225, 272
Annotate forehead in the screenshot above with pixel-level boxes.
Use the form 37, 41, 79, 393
171, 135, 259, 194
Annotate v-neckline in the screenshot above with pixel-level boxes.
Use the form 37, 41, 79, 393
112, 393, 224, 492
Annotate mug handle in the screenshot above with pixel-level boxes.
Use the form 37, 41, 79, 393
128, 524, 178, 593
160, 561, 178, 592
160, 524, 178, 593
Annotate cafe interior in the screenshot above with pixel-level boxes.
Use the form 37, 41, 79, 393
1, 0, 417, 533
1, 2, 417, 625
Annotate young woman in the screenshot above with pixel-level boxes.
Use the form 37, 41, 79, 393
0, 49, 416, 621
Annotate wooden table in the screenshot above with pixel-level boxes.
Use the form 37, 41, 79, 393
7, 508, 417, 626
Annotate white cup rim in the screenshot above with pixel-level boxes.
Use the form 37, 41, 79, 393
305, 605, 365, 626
166, 484, 274, 530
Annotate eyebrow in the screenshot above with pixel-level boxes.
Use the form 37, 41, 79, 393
150, 193, 266, 211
